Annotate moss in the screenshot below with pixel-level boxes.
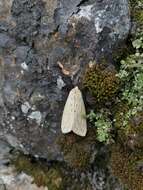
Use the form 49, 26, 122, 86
83, 63, 120, 105
111, 109, 143, 189
11, 154, 63, 190
130, 0, 143, 24
120, 112, 143, 151
11, 152, 92, 190
110, 144, 143, 190
113, 102, 129, 130
58, 128, 97, 169
134, 10, 143, 23
113, 104, 143, 150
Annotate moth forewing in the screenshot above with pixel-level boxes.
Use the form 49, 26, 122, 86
72, 89, 87, 137
61, 87, 75, 134
61, 86, 87, 137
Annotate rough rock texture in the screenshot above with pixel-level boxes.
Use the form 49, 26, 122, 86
0, 140, 48, 190
0, 140, 124, 190
0, 0, 130, 165
0, 0, 131, 161
0, 169, 48, 190
0, 0, 13, 21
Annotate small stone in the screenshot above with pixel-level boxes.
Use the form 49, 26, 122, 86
28, 111, 42, 125
21, 62, 29, 71
21, 102, 31, 114
0, 0, 13, 21
57, 76, 66, 90
11, 116, 15, 120
0, 178, 6, 190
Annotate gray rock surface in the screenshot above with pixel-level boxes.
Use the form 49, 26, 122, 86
0, 0, 130, 166
0, 0, 13, 21
0, 167, 48, 190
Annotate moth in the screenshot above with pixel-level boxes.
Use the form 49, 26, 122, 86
61, 86, 87, 137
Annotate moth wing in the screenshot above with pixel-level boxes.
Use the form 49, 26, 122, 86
72, 88, 87, 137
61, 88, 75, 134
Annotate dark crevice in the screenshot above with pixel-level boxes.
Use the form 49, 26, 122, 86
77, 0, 90, 7
77, 0, 96, 7
74, 0, 96, 16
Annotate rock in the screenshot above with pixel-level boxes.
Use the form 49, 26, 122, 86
0, 167, 48, 190
0, 178, 6, 190
57, 76, 66, 90
0, 33, 15, 49
21, 102, 31, 115
0, 0, 130, 167
0, 0, 13, 21
28, 111, 42, 125
0, 140, 11, 166
11, 0, 45, 43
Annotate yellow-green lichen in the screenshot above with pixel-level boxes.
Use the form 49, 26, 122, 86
83, 63, 120, 104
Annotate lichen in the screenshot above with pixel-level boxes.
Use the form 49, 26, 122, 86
87, 109, 112, 143
83, 62, 120, 105
110, 8, 143, 188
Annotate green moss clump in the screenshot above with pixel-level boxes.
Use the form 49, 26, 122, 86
83, 63, 120, 104
113, 102, 129, 129
110, 144, 143, 190
134, 10, 143, 23
130, 0, 143, 24
11, 152, 92, 190
117, 112, 143, 151
11, 154, 63, 190
58, 128, 97, 169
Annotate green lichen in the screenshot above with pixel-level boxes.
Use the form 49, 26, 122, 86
110, 15, 143, 189
58, 128, 97, 169
110, 144, 143, 190
83, 62, 120, 104
87, 110, 112, 143
115, 29, 143, 127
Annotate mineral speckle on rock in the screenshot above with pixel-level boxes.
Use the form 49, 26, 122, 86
57, 76, 66, 90
76, 4, 94, 21
21, 62, 29, 71
28, 111, 42, 125
21, 102, 31, 115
